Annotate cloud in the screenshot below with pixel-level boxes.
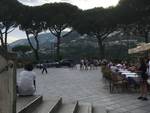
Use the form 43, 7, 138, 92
7, 36, 22, 43
8, 27, 26, 43
18, 0, 119, 9
18, 0, 45, 6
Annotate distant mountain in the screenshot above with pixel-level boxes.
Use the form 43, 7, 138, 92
9, 31, 93, 49
9, 30, 146, 60
10, 30, 144, 50
9, 33, 57, 49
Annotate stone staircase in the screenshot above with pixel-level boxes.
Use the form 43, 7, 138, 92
17, 95, 107, 113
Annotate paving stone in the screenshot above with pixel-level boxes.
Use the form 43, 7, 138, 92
140, 105, 150, 111
131, 109, 148, 113
124, 104, 139, 110
107, 104, 121, 109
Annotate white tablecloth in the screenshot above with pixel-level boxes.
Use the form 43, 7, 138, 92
121, 72, 138, 78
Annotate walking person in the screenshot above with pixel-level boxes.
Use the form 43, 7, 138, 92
138, 57, 149, 101
42, 63, 48, 74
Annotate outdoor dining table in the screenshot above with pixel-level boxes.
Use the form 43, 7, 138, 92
118, 69, 140, 85
118, 69, 139, 77
121, 72, 138, 78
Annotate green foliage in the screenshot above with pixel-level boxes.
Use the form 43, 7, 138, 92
12, 45, 31, 53
2, 0, 150, 60
41, 3, 80, 27
0, 0, 20, 53
61, 44, 99, 61
18, 5, 44, 61
101, 66, 112, 79
73, 7, 116, 35
73, 7, 118, 59
39, 3, 80, 60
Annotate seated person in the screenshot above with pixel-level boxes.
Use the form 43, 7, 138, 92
17, 63, 36, 96
110, 64, 118, 72
116, 63, 123, 69
128, 65, 137, 72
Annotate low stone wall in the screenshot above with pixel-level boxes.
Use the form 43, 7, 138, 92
0, 54, 16, 113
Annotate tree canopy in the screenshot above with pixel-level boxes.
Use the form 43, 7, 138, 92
73, 7, 117, 59
40, 3, 80, 60
2, 0, 150, 60
12, 45, 31, 53
0, 0, 21, 54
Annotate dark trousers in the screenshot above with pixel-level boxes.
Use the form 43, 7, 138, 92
42, 68, 48, 74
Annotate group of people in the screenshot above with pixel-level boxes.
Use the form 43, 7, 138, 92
107, 57, 150, 101
17, 57, 150, 100
80, 59, 100, 70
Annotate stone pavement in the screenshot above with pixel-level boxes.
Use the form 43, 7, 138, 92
17, 66, 150, 113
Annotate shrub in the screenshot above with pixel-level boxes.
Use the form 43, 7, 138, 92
101, 66, 112, 79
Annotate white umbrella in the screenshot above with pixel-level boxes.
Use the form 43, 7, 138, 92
128, 43, 150, 54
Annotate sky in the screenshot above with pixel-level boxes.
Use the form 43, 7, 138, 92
18, 0, 119, 10
8, 0, 120, 43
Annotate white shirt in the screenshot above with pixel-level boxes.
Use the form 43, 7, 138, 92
18, 70, 36, 96
110, 66, 117, 72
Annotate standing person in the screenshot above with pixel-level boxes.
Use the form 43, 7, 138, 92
94, 59, 99, 69
17, 63, 36, 96
84, 59, 89, 70
147, 57, 150, 76
89, 59, 94, 70
42, 63, 48, 74
80, 59, 84, 70
138, 58, 149, 101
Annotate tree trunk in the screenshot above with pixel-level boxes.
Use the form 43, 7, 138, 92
4, 29, 8, 52
25, 31, 40, 62
0, 31, 4, 50
34, 50, 39, 62
144, 31, 149, 43
0, 28, 8, 56
97, 37, 105, 59
34, 34, 40, 62
56, 36, 61, 61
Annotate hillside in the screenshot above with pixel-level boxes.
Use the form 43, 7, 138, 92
9, 31, 97, 49
9, 33, 57, 49
9, 30, 147, 60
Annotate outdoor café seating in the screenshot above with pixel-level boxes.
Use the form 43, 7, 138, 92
102, 65, 141, 93
118, 69, 140, 92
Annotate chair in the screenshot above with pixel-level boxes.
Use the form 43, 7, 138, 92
126, 77, 140, 92
110, 72, 128, 93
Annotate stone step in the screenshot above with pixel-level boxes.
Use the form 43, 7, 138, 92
77, 103, 92, 113
31, 97, 62, 113
93, 105, 106, 113
17, 95, 43, 113
55, 101, 78, 113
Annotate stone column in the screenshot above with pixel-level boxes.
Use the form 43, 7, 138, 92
0, 54, 16, 113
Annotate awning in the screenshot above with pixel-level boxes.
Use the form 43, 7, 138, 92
128, 43, 150, 54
